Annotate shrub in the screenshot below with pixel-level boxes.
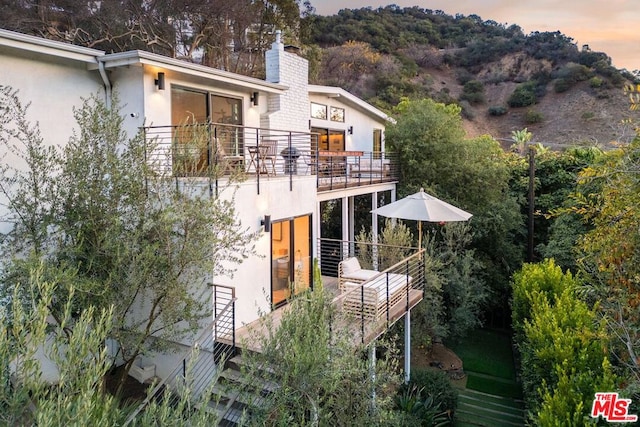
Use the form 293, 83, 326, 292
508, 82, 537, 107
589, 76, 603, 88
553, 78, 572, 93
399, 368, 458, 413
460, 80, 485, 104
488, 105, 507, 116
525, 109, 543, 124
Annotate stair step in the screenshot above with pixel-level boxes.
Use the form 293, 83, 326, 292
455, 408, 524, 427
219, 367, 279, 393
455, 389, 525, 427
458, 396, 524, 416
457, 401, 523, 421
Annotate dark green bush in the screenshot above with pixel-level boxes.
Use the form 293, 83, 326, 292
588, 76, 603, 88
508, 82, 537, 107
399, 368, 458, 413
488, 105, 507, 116
553, 78, 572, 93
525, 109, 544, 124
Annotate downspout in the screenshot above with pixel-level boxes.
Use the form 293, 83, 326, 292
97, 59, 112, 110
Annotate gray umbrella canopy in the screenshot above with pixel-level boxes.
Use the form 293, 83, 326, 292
371, 188, 472, 247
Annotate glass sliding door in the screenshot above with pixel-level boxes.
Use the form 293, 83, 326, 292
210, 94, 243, 157
271, 214, 312, 307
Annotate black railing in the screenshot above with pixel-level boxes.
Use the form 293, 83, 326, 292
123, 285, 236, 426
316, 151, 399, 191
143, 123, 397, 194
318, 238, 425, 344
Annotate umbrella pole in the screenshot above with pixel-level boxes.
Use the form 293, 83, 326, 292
418, 221, 422, 248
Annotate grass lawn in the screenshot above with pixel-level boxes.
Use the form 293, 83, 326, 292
465, 373, 523, 399
447, 328, 516, 380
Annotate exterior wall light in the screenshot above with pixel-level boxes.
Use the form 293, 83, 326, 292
155, 72, 165, 90
261, 215, 271, 232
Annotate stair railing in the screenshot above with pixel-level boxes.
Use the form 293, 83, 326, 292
123, 284, 236, 425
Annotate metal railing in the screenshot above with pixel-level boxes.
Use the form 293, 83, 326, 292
316, 151, 399, 191
143, 123, 397, 194
124, 285, 236, 425
318, 238, 425, 344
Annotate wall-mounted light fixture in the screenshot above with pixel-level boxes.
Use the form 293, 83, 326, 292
155, 72, 165, 90
261, 215, 271, 233
250, 91, 259, 106
348, 126, 353, 135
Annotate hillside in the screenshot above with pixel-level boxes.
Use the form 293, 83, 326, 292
305, 6, 638, 148
426, 53, 635, 149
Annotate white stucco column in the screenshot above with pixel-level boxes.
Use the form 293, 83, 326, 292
372, 191, 379, 270
341, 195, 349, 243
369, 343, 377, 412
405, 309, 411, 383
348, 195, 355, 242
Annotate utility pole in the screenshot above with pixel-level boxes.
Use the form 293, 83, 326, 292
528, 145, 536, 262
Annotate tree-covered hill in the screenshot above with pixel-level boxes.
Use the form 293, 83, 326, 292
1, 2, 636, 147
303, 5, 638, 147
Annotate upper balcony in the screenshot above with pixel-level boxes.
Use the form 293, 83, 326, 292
143, 123, 398, 193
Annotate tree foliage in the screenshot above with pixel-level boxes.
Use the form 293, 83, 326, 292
0, 0, 313, 76
241, 286, 403, 425
0, 87, 256, 391
386, 97, 521, 319
511, 260, 618, 424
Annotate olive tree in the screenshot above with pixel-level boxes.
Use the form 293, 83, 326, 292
0, 87, 257, 392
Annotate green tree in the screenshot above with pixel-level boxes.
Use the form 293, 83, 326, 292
512, 260, 617, 422
1, 266, 223, 426
241, 286, 402, 425
0, 89, 257, 392
569, 137, 640, 405
386, 98, 521, 321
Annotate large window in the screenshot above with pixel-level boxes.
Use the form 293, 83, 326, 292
311, 127, 345, 151
311, 102, 327, 120
170, 87, 244, 175
330, 106, 345, 122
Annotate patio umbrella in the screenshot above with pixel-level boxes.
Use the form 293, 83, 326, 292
371, 188, 472, 247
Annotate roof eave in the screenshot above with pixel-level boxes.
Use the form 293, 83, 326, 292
0, 28, 103, 64
99, 50, 287, 94
308, 84, 392, 123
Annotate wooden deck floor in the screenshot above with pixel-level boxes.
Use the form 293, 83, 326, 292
234, 275, 422, 353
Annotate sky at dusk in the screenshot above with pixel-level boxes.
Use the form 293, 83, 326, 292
310, 0, 640, 71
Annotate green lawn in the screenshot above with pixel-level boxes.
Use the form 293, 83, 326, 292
447, 329, 523, 400
447, 328, 516, 380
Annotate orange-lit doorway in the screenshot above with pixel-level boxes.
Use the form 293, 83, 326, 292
271, 214, 312, 307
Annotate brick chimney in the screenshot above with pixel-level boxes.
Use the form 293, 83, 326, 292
263, 30, 309, 133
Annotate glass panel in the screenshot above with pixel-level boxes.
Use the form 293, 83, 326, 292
330, 106, 345, 122
373, 129, 382, 159
312, 127, 329, 151
311, 102, 327, 119
271, 219, 291, 307
328, 130, 345, 151
292, 215, 311, 295
211, 95, 243, 157
271, 215, 312, 307
171, 87, 208, 176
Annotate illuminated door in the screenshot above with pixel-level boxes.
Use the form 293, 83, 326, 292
270, 215, 312, 307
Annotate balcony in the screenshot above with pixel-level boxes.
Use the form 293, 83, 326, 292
234, 238, 424, 349
143, 123, 398, 193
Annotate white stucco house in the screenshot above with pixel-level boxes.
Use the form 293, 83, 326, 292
1, 27, 424, 401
